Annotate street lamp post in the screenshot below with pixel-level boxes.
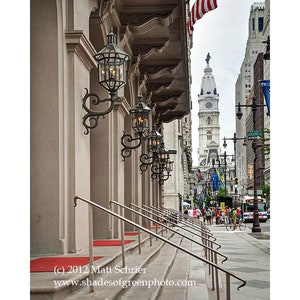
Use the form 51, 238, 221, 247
223, 134, 247, 200
216, 151, 235, 197
223, 133, 247, 178
236, 97, 267, 233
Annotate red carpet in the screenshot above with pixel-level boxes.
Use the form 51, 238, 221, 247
30, 256, 103, 272
124, 231, 139, 236
145, 225, 161, 229
93, 239, 135, 246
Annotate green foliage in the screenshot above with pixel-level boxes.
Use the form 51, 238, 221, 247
204, 198, 211, 207
216, 187, 228, 197
262, 128, 270, 157
261, 184, 270, 202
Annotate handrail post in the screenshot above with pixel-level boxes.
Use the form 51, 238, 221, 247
147, 209, 152, 246
138, 221, 141, 254
203, 231, 208, 258
133, 208, 142, 253
119, 205, 125, 268
215, 251, 220, 300
226, 273, 231, 300
88, 204, 95, 292
210, 240, 214, 290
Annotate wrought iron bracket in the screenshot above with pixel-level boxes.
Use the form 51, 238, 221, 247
139, 153, 156, 172
82, 88, 122, 135
120, 131, 144, 161
150, 163, 170, 184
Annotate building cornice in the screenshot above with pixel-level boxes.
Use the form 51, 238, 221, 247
65, 30, 97, 71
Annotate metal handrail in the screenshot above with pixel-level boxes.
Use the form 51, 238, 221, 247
74, 196, 246, 300
151, 205, 213, 238
111, 201, 227, 263
147, 205, 215, 240
135, 203, 224, 283
130, 203, 223, 254
160, 206, 206, 228
159, 206, 210, 231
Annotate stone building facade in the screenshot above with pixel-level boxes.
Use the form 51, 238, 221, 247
31, 0, 192, 256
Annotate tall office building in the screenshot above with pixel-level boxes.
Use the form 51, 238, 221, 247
235, 2, 267, 195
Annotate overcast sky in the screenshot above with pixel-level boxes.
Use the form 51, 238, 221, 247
190, 0, 259, 165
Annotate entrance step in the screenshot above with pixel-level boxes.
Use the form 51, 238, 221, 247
64, 229, 177, 300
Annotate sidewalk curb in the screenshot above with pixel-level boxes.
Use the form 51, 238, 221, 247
237, 232, 270, 255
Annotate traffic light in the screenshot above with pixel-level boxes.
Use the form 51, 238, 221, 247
234, 177, 238, 188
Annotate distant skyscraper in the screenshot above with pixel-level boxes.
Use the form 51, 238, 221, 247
235, 2, 267, 195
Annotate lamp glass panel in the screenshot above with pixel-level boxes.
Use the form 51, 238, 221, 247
98, 57, 126, 92
148, 131, 162, 153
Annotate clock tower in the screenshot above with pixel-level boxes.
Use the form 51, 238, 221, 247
197, 53, 220, 167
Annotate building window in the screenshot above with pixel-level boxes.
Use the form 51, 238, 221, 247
207, 117, 211, 125
258, 17, 264, 32
207, 131, 212, 140
252, 18, 255, 31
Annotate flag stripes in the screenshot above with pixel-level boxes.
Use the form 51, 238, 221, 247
195, 168, 203, 180
187, 0, 218, 36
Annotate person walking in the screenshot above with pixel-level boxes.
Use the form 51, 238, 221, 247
224, 206, 229, 224
201, 207, 206, 223
211, 207, 216, 224
228, 207, 232, 224
188, 207, 193, 219
232, 208, 237, 230
216, 208, 221, 225
196, 207, 201, 220
206, 207, 212, 225
183, 208, 188, 219
193, 207, 197, 219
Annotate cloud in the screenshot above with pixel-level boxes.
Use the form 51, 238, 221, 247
190, 0, 256, 165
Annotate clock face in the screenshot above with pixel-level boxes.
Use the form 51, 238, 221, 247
206, 102, 212, 108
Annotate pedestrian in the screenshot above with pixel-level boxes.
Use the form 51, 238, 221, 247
206, 207, 212, 225
196, 207, 201, 219
211, 207, 216, 224
201, 207, 206, 223
193, 207, 197, 219
232, 208, 237, 230
188, 207, 193, 218
183, 208, 188, 219
228, 207, 232, 224
216, 208, 221, 224
224, 206, 229, 224
237, 207, 242, 219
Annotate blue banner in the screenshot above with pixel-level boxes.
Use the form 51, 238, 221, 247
211, 174, 219, 191
260, 80, 270, 116
199, 194, 203, 205
194, 187, 197, 197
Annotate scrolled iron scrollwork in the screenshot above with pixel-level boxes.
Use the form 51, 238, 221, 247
82, 88, 122, 135
139, 153, 156, 172
120, 131, 144, 161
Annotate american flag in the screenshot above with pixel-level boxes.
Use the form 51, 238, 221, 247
187, 0, 218, 37
195, 168, 203, 180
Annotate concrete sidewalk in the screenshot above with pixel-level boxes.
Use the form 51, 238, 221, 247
209, 224, 270, 300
